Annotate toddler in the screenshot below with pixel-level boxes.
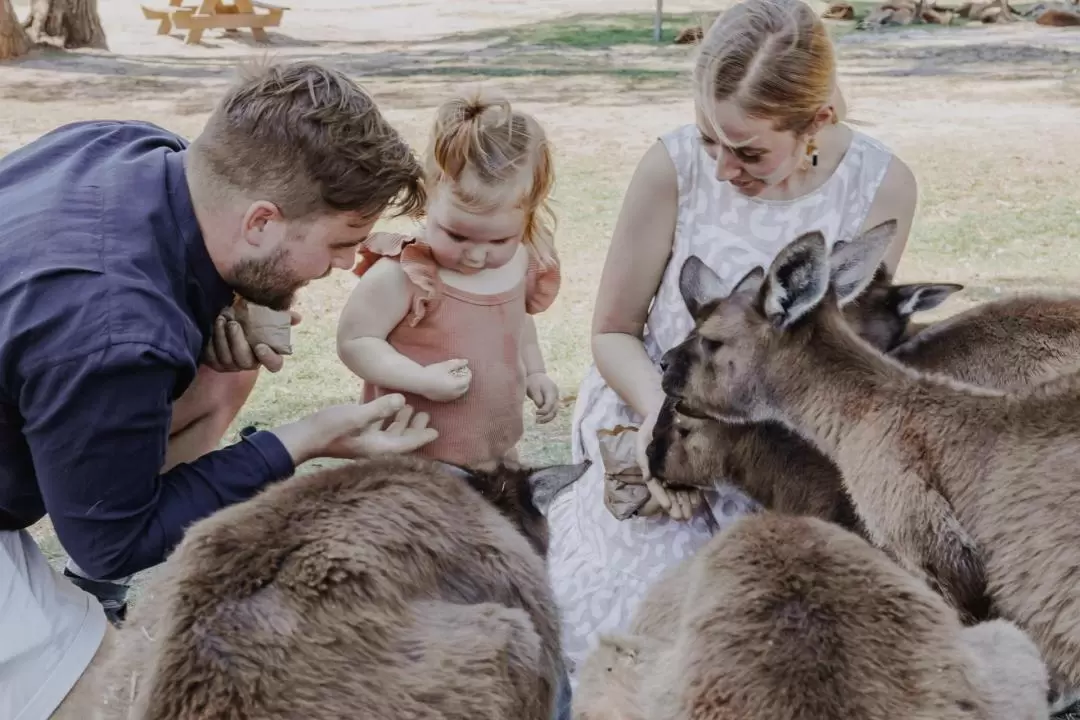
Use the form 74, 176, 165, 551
337, 90, 561, 467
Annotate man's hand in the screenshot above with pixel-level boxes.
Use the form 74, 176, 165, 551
203, 306, 302, 374
274, 394, 438, 465
318, 399, 438, 459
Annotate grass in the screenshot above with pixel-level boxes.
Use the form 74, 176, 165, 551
456, 12, 708, 48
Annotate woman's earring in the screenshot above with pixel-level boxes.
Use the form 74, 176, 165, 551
806, 137, 819, 168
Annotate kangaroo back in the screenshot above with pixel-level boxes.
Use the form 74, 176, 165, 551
93, 456, 575, 720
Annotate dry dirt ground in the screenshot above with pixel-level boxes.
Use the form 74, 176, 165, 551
3, 0, 1080, 567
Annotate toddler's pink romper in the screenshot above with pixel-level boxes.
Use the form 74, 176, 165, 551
352, 232, 561, 466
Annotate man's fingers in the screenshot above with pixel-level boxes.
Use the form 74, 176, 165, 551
288, 310, 302, 326
227, 321, 257, 370
253, 344, 283, 373
353, 394, 407, 427
383, 427, 439, 453
212, 317, 234, 368
410, 411, 431, 430
384, 405, 415, 435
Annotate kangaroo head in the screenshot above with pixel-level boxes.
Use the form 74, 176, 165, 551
645, 393, 742, 488
649, 255, 961, 483
843, 264, 963, 350
435, 459, 590, 557
660, 220, 900, 423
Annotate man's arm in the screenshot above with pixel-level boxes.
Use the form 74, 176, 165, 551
19, 342, 295, 580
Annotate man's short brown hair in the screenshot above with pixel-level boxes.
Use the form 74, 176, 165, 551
189, 59, 425, 221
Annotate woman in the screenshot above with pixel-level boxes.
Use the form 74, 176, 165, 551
547, 0, 917, 681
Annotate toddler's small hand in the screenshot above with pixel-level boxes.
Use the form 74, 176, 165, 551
420, 358, 472, 402
526, 372, 559, 424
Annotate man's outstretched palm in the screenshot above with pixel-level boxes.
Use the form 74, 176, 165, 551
317, 396, 438, 459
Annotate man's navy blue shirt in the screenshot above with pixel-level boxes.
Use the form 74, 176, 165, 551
0, 120, 295, 580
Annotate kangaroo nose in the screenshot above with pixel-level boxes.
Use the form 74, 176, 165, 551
659, 351, 672, 373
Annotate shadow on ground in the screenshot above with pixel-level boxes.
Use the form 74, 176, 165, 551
6, 10, 1079, 109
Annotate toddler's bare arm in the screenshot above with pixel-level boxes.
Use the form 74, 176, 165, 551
337, 258, 431, 395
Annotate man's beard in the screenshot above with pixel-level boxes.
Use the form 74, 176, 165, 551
228, 246, 305, 311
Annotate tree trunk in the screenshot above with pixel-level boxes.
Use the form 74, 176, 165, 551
0, 0, 31, 59
24, 0, 107, 50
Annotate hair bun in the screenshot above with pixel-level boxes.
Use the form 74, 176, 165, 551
461, 100, 486, 122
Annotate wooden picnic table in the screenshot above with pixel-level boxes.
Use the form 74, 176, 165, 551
141, 0, 289, 45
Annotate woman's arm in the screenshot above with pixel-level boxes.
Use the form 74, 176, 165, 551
591, 140, 680, 419
863, 155, 918, 274
336, 258, 433, 395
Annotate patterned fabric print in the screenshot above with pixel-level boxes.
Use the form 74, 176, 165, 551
548, 123, 895, 684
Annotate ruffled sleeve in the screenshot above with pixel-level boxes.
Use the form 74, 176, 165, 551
352, 231, 413, 279
353, 232, 442, 326
525, 252, 562, 315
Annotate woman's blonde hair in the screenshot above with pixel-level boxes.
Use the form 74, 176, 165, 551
694, 0, 840, 137
425, 89, 557, 268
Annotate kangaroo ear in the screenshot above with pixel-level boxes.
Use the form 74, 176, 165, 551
679, 255, 727, 319
762, 231, 830, 329
830, 220, 898, 304
732, 266, 765, 296
528, 461, 591, 514
891, 283, 964, 317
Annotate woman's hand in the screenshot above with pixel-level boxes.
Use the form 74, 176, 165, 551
203, 308, 302, 374
636, 402, 703, 522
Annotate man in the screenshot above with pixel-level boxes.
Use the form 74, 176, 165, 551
0, 59, 438, 720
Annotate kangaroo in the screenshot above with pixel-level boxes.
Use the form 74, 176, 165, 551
1035, 7, 1080, 24
572, 513, 1050, 720
90, 456, 589, 720
890, 294, 1080, 390
645, 268, 960, 544
659, 218, 1080, 694
649, 275, 1080, 570
646, 396, 869, 538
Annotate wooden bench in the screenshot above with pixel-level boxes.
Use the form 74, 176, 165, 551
140, 0, 290, 45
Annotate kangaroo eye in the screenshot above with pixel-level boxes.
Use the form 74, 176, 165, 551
702, 337, 724, 352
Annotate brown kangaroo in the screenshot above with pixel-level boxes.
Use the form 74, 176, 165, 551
658, 218, 1080, 695
572, 513, 1050, 720
89, 455, 589, 720
645, 267, 961, 544
648, 274, 1080, 580
890, 294, 1080, 390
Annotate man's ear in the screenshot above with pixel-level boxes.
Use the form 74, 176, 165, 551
241, 201, 284, 248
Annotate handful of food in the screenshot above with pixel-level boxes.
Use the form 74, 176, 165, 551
222, 300, 294, 356
597, 424, 719, 530
596, 425, 663, 520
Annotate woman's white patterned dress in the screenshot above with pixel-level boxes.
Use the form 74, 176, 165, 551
547, 122, 896, 682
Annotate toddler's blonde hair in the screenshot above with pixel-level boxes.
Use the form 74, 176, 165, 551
425, 89, 557, 268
